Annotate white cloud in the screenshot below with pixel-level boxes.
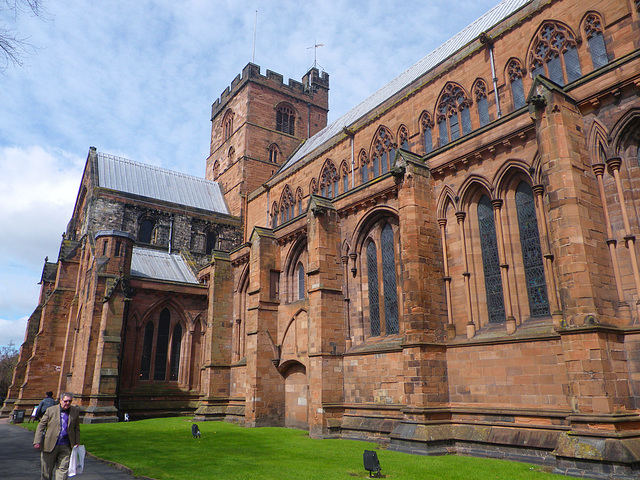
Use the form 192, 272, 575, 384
0, 317, 29, 349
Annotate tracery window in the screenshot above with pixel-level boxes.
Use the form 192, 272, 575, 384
420, 112, 434, 154
507, 59, 526, 110
139, 308, 184, 383
529, 22, 581, 86
309, 178, 318, 196
222, 110, 234, 141
371, 127, 396, 176
359, 150, 370, 184
398, 125, 409, 150
319, 161, 339, 198
477, 196, 505, 324
276, 104, 295, 136
154, 309, 171, 380
279, 185, 295, 224
515, 182, 550, 317
138, 217, 155, 244
340, 160, 350, 193
295, 187, 304, 216
437, 83, 472, 147
474, 79, 490, 127
363, 220, 400, 337
268, 143, 280, 164
583, 13, 608, 70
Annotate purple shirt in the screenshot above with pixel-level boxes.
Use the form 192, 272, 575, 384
56, 410, 70, 445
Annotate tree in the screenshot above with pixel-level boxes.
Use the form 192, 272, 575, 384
0, 342, 19, 401
0, 0, 43, 70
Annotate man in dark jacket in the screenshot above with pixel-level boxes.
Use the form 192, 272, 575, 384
36, 391, 56, 419
33, 392, 80, 480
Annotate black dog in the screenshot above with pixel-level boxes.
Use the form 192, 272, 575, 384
192, 424, 201, 438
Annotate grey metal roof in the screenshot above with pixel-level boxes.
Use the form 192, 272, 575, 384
96, 152, 229, 214
280, 0, 533, 172
130, 247, 200, 284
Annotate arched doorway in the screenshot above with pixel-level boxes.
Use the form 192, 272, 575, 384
283, 362, 308, 429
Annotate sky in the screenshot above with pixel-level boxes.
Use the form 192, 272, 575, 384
0, 0, 501, 348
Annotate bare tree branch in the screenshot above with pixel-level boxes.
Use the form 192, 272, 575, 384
0, 0, 43, 70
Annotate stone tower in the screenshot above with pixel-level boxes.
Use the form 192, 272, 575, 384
206, 63, 329, 229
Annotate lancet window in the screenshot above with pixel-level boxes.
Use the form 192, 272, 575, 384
140, 308, 183, 382
222, 109, 234, 141
296, 187, 304, 216
529, 22, 581, 86
340, 160, 350, 193
138, 217, 156, 244
474, 79, 490, 127
319, 161, 339, 198
359, 150, 370, 184
437, 83, 472, 147
398, 125, 409, 150
269, 143, 280, 164
507, 59, 526, 110
477, 196, 505, 324
271, 202, 279, 228
276, 104, 296, 136
420, 112, 434, 154
205, 230, 217, 255
583, 13, 608, 70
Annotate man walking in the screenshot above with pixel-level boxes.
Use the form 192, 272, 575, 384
33, 392, 80, 480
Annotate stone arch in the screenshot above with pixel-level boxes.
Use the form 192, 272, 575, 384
494, 159, 533, 199
587, 118, 610, 164
284, 236, 308, 302
279, 360, 308, 430
436, 185, 457, 219
458, 174, 494, 210
610, 108, 640, 158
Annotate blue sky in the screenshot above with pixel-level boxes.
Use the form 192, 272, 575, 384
0, 0, 500, 347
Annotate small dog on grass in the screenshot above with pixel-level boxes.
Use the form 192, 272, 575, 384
192, 424, 201, 438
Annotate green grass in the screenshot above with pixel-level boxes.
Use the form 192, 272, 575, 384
23, 417, 564, 480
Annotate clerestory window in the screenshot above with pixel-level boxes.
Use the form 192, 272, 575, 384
437, 84, 472, 147
529, 22, 581, 86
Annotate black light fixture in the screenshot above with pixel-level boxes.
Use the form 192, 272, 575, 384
363, 450, 382, 478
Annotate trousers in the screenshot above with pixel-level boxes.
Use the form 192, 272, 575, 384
41, 443, 71, 480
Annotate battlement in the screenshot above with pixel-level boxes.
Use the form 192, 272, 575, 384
211, 63, 329, 120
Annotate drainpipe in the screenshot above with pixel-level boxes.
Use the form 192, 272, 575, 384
480, 32, 502, 119
168, 214, 174, 254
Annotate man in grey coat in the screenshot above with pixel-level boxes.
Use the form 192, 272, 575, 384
34, 392, 80, 480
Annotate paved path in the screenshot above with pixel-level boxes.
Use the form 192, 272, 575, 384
0, 417, 146, 479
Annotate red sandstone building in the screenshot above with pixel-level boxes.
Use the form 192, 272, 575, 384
4, 0, 640, 477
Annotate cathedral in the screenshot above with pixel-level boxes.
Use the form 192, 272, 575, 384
4, 0, 640, 477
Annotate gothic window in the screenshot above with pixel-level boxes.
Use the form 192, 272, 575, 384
359, 150, 369, 184
507, 59, 526, 110
140, 322, 154, 380
169, 323, 182, 381
154, 308, 171, 380
340, 160, 350, 193
276, 104, 295, 136
398, 125, 409, 150
477, 196, 505, 324
363, 219, 400, 337
584, 13, 608, 69
222, 110, 234, 141
436, 83, 472, 146
205, 230, 217, 255
515, 182, 550, 317
371, 127, 396, 176
296, 187, 304, 216
212, 160, 220, 180
474, 79, 490, 127
529, 22, 581, 86
228, 147, 235, 166
268, 144, 280, 164
420, 112, 434, 154
297, 262, 305, 300
309, 178, 318, 196
138, 217, 155, 244
235, 271, 249, 362
279, 185, 295, 223
272, 202, 279, 228
319, 161, 339, 198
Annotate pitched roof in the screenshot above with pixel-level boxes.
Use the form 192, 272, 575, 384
280, 0, 533, 172
130, 247, 200, 284
96, 152, 230, 214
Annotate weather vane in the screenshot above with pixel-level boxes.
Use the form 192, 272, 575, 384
307, 40, 324, 71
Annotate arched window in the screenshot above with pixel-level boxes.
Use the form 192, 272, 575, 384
296, 187, 304, 216
169, 323, 182, 381
309, 178, 318, 196
474, 79, 490, 127
276, 104, 295, 135
268, 143, 279, 164
340, 161, 350, 193
398, 125, 409, 150
507, 59, 526, 110
437, 83, 472, 146
140, 322, 154, 380
363, 219, 400, 337
272, 202, 279, 228
360, 150, 369, 183
371, 127, 396, 176
477, 196, 505, 324
212, 160, 220, 180
279, 185, 295, 223
515, 182, 550, 317
529, 22, 581, 86
584, 13, 608, 70
297, 262, 305, 300
222, 110, 234, 141
205, 230, 217, 255
319, 161, 339, 198
228, 147, 235, 166
154, 308, 171, 380
138, 218, 155, 244
420, 112, 434, 154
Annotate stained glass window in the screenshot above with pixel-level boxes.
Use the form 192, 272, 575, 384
478, 196, 505, 323
515, 182, 550, 317
507, 59, 526, 110
421, 113, 434, 153
297, 263, 305, 300
437, 83, 472, 145
371, 128, 395, 177
319, 162, 339, 198
140, 322, 154, 380
381, 224, 398, 334
169, 323, 182, 381
584, 14, 608, 69
154, 308, 171, 380
475, 80, 490, 126
367, 241, 381, 336
529, 22, 581, 86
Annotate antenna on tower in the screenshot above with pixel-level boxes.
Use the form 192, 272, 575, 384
252, 10, 258, 63
307, 40, 324, 71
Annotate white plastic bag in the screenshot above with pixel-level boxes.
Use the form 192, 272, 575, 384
68, 445, 86, 476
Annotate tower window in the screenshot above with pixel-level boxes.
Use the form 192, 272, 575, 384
276, 104, 295, 136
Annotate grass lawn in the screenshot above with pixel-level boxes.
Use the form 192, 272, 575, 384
24, 417, 564, 480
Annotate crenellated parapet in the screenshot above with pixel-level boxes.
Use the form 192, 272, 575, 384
211, 63, 329, 119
